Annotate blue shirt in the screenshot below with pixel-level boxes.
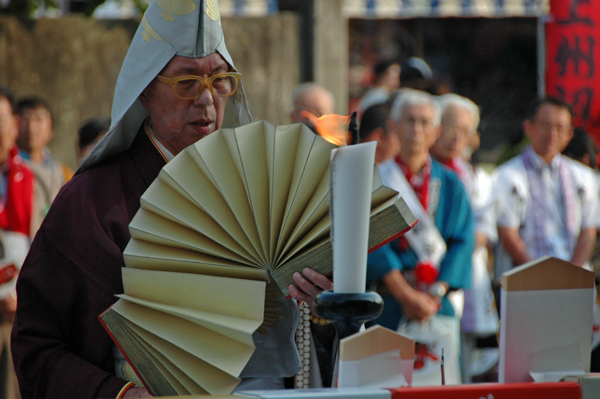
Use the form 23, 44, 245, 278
367, 159, 475, 329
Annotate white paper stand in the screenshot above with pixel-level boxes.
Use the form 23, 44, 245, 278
499, 256, 595, 383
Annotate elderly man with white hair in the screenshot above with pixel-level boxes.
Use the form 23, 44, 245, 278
366, 89, 474, 330
430, 94, 499, 380
431, 94, 497, 278
430, 94, 480, 170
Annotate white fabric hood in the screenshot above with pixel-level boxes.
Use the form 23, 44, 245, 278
78, 0, 252, 172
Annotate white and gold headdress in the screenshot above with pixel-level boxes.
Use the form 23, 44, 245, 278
79, 0, 251, 172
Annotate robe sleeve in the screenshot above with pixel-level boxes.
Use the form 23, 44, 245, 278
366, 243, 404, 285
12, 230, 130, 399
12, 129, 163, 399
11, 163, 145, 399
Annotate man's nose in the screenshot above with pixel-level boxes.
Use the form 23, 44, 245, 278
194, 85, 214, 106
450, 130, 461, 144
413, 121, 425, 139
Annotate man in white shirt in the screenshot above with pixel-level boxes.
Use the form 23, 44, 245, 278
492, 97, 599, 277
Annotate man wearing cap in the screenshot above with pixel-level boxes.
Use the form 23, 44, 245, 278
11, 2, 332, 398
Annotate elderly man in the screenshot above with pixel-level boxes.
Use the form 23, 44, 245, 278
430, 94, 499, 381
11, 3, 331, 399
430, 94, 496, 262
430, 94, 480, 176
493, 97, 600, 276
289, 82, 335, 126
366, 89, 474, 330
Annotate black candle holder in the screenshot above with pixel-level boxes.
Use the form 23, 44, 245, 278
313, 290, 384, 341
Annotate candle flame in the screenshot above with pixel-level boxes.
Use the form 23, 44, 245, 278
300, 110, 350, 145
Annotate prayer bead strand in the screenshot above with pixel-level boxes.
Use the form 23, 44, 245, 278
295, 302, 312, 388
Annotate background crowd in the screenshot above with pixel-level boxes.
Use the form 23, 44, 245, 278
289, 59, 600, 384
0, 86, 109, 398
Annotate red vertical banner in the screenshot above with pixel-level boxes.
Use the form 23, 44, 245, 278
546, 0, 600, 144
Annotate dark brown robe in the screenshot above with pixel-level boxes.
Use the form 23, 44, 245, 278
11, 128, 165, 399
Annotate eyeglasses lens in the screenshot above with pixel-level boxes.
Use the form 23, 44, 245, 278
175, 76, 237, 99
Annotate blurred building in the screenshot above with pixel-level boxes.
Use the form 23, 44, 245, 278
345, 0, 549, 163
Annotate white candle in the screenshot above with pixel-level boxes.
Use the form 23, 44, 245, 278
330, 141, 376, 293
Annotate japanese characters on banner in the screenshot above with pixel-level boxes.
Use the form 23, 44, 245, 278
545, 0, 600, 144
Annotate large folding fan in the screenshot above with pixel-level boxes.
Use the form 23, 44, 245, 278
100, 120, 416, 396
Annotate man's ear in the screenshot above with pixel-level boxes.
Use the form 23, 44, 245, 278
561, 126, 575, 151
429, 125, 441, 147
369, 128, 385, 144
523, 120, 533, 139
566, 126, 574, 142
386, 118, 396, 137
139, 90, 149, 109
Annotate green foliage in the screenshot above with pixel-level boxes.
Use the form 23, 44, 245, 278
130, 0, 149, 13
1, 0, 148, 17
81, 0, 110, 16
1, 0, 55, 17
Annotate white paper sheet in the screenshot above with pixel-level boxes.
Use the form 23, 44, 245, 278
338, 349, 410, 388
499, 287, 593, 383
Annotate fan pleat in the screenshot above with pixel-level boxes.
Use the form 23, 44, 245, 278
160, 151, 263, 265
129, 209, 251, 265
117, 294, 260, 347
139, 180, 259, 265
273, 126, 336, 262
121, 315, 241, 395
112, 300, 254, 378
188, 131, 265, 263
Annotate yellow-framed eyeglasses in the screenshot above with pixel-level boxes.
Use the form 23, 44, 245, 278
155, 72, 242, 100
